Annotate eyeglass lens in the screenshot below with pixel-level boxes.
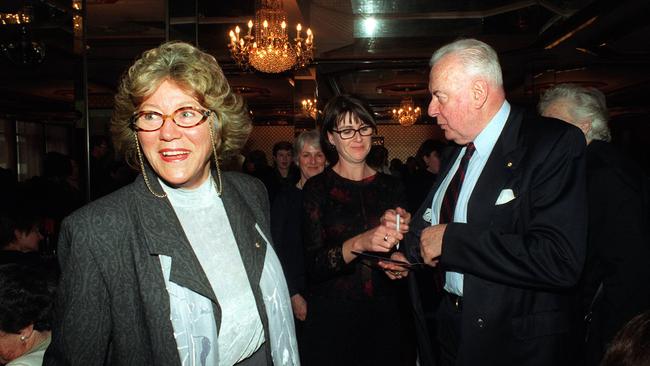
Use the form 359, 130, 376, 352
337, 126, 374, 139
133, 107, 208, 131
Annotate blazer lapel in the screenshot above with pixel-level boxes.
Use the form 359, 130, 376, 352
133, 168, 218, 304
219, 173, 271, 345
468, 106, 527, 222
220, 174, 266, 286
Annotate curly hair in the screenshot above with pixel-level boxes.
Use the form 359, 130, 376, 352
538, 83, 611, 142
0, 264, 54, 333
111, 41, 252, 168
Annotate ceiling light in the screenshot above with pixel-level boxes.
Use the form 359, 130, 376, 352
228, 0, 314, 73
301, 98, 318, 119
363, 17, 377, 36
0, 12, 31, 25
392, 97, 421, 126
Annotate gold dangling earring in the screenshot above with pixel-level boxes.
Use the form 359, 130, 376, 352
134, 132, 167, 198
208, 115, 223, 197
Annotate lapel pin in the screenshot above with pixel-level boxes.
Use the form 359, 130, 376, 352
506, 161, 513, 168
255, 242, 261, 248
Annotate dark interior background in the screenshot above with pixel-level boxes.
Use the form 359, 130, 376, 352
1, 0, 649, 184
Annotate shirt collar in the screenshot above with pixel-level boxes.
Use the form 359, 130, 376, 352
472, 100, 510, 157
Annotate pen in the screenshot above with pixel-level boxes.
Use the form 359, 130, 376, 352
395, 213, 400, 250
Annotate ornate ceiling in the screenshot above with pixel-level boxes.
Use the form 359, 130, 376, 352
1, 0, 649, 126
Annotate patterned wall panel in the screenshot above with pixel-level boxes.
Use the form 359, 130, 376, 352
243, 125, 296, 162
376, 124, 444, 161
243, 124, 444, 163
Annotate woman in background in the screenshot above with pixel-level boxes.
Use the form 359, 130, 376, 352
271, 130, 326, 322
0, 210, 43, 259
0, 263, 54, 366
406, 139, 445, 213
301, 95, 415, 365
601, 310, 650, 366
271, 130, 326, 363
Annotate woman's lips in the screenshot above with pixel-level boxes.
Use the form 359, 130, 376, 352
159, 149, 190, 162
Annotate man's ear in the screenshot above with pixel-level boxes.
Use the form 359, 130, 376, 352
472, 79, 489, 108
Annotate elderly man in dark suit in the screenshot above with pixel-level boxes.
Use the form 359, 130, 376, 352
539, 84, 650, 366
403, 39, 588, 366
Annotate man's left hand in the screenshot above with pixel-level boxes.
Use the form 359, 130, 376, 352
420, 224, 446, 267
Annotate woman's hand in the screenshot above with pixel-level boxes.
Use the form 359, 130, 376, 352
342, 207, 411, 262
290, 294, 308, 321
381, 207, 411, 235
379, 252, 410, 280
354, 223, 402, 253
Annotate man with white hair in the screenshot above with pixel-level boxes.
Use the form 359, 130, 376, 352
539, 84, 650, 366
403, 39, 588, 366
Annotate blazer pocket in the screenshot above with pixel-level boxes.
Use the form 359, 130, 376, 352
490, 198, 518, 228
512, 311, 570, 340
495, 188, 516, 205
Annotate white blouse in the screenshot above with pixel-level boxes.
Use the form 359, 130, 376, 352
160, 176, 264, 366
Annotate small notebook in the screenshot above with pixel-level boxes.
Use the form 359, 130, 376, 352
352, 251, 425, 268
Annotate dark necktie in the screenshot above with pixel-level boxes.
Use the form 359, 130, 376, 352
430, 143, 476, 294
439, 142, 476, 224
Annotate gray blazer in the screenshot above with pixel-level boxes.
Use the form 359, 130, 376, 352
44, 169, 275, 365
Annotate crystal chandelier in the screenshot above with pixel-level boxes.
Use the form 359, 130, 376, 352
301, 98, 317, 119
392, 97, 421, 126
228, 0, 314, 73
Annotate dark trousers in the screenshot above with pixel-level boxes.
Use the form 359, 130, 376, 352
436, 292, 463, 366
301, 295, 416, 366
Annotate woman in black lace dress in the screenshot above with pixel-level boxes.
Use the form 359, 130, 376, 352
301, 95, 416, 365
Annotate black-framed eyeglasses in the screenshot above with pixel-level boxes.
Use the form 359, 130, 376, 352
331, 125, 375, 140
131, 107, 213, 132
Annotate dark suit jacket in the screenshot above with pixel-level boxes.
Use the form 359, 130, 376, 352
580, 140, 650, 365
270, 185, 306, 296
405, 106, 588, 366
44, 169, 276, 365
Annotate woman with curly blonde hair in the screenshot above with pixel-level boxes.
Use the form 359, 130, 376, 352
44, 41, 298, 366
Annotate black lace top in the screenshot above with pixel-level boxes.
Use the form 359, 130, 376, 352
302, 167, 407, 300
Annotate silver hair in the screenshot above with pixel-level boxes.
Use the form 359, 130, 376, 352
430, 38, 503, 87
293, 129, 322, 162
538, 83, 611, 142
